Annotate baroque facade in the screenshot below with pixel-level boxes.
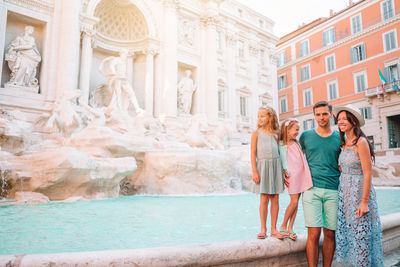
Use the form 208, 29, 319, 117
0, 0, 278, 143
276, 0, 400, 150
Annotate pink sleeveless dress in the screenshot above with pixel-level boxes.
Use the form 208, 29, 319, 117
287, 142, 313, 194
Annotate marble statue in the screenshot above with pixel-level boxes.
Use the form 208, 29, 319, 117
5, 26, 41, 90
38, 90, 83, 136
177, 70, 196, 114
98, 49, 144, 116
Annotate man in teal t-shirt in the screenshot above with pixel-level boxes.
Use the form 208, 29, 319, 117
299, 101, 341, 267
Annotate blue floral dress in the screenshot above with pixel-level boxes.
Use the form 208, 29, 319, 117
335, 147, 384, 266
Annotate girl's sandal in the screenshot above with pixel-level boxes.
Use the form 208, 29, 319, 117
288, 232, 297, 241
279, 230, 290, 238
257, 232, 267, 239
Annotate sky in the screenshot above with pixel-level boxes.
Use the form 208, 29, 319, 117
236, 0, 354, 37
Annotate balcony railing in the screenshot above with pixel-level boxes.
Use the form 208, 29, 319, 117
365, 80, 400, 97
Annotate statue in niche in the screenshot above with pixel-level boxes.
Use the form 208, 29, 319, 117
177, 70, 196, 114
96, 49, 144, 116
5, 26, 41, 90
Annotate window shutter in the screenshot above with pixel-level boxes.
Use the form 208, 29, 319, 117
283, 75, 287, 88
385, 33, 391, 51
361, 43, 366, 60
383, 67, 390, 83
323, 31, 327, 47
390, 32, 396, 49
303, 121, 307, 130
331, 28, 336, 42
350, 47, 355, 64
312, 119, 316, 128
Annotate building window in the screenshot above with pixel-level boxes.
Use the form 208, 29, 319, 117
354, 72, 367, 92
367, 136, 375, 149
350, 43, 366, 63
240, 96, 247, 116
330, 117, 336, 126
361, 107, 372, 119
299, 40, 309, 57
218, 90, 224, 112
381, 0, 395, 21
278, 74, 287, 90
322, 27, 335, 47
351, 14, 362, 34
238, 40, 245, 57
383, 64, 399, 82
327, 80, 338, 100
325, 54, 336, 72
300, 65, 310, 81
277, 51, 286, 67
303, 89, 313, 107
303, 119, 315, 130
280, 96, 287, 113
383, 30, 397, 52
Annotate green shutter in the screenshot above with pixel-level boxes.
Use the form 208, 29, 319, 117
361, 43, 366, 60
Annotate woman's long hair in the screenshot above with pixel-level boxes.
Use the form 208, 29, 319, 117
337, 110, 375, 162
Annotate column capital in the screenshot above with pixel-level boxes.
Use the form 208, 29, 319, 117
225, 31, 237, 48
163, 0, 179, 9
142, 49, 159, 56
200, 15, 219, 28
80, 23, 96, 38
248, 41, 259, 57
79, 13, 99, 37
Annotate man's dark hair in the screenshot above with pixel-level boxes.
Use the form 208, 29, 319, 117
313, 101, 332, 113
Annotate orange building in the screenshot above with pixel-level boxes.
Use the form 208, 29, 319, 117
276, 0, 400, 150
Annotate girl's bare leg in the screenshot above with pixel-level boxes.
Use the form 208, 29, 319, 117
288, 194, 300, 233
258, 193, 269, 238
270, 194, 284, 238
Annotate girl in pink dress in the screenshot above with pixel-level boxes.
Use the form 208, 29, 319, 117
278, 118, 313, 240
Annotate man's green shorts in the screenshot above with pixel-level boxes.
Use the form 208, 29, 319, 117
302, 187, 338, 231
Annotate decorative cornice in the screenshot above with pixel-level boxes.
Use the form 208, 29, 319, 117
5, 0, 54, 14
278, 14, 400, 70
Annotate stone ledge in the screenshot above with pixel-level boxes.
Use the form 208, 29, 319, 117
1, 212, 399, 267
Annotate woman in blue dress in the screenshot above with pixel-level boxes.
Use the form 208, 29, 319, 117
333, 104, 383, 266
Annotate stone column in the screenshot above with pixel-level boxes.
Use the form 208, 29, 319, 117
55, 0, 81, 96
0, 1, 7, 84
126, 51, 135, 86
225, 31, 237, 127
162, 0, 178, 117
79, 25, 95, 105
202, 15, 218, 122
143, 50, 156, 116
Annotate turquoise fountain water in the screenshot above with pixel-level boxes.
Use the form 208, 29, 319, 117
1, 188, 399, 255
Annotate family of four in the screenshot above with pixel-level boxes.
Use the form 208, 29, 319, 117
250, 101, 383, 267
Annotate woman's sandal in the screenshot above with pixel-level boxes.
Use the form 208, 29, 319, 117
257, 232, 267, 239
288, 232, 297, 241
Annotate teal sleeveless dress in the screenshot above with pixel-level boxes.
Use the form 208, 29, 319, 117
254, 130, 284, 194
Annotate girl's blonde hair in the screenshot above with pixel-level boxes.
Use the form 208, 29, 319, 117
258, 107, 280, 136
279, 118, 299, 145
